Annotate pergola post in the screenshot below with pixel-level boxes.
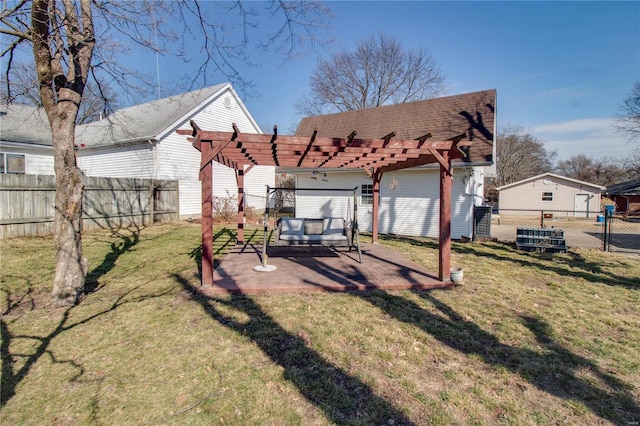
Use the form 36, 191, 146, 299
438, 150, 452, 282
235, 168, 245, 244
371, 170, 382, 243
200, 141, 214, 287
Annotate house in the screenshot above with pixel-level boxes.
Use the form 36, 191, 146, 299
0, 104, 55, 175
280, 89, 496, 240
0, 83, 274, 217
605, 180, 640, 214
496, 173, 605, 218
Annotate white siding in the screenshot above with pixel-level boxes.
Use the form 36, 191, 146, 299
179, 179, 201, 217
25, 152, 55, 175
244, 165, 274, 210
78, 144, 154, 178
294, 168, 476, 239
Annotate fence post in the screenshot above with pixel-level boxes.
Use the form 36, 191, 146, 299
149, 179, 155, 225
540, 210, 544, 228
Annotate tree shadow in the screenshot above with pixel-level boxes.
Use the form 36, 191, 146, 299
1, 284, 176, 406
275, 253, 639, 423
381, 234, 638, 290
174, 273, 415, 425
188, 227, 239, 275
452, 241, 639, 290
355, 290, 640, 424
85, 230, 140, 294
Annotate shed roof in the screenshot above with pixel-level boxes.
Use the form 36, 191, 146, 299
295, 89, 496, 166
495, 172, 606, 191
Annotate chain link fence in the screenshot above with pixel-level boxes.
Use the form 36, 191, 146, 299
489, 209, 640, 254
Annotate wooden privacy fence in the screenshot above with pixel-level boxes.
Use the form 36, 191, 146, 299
0, 174, 179, 238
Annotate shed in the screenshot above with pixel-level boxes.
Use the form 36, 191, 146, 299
496, 173, 605, 217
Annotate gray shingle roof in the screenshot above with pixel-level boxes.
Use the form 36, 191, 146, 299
295, 89, 496, 165
77, 83, 228, 147
0, 104, 53, 146
1, 84, 229, 149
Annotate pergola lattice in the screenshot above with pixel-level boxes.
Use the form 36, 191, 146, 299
178, 121, 471, 287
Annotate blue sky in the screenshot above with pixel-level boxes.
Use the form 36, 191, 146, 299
6, 1, 637, 161
226, 1, 638, 161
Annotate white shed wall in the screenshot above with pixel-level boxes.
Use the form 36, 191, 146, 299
499, 175, 602, 216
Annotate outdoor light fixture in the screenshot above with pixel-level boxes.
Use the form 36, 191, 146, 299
321, 173, 328, 182
310, 171, 318, 180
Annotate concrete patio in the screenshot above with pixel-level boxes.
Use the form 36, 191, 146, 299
200, 242, 451, 295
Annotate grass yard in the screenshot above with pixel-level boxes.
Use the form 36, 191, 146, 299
1, 222, 639, 425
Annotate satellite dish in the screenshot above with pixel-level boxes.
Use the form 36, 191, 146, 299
223, 96, 232, 108
543, 179, 551, 185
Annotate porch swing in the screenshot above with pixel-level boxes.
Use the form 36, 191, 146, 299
261, 186, 363, 263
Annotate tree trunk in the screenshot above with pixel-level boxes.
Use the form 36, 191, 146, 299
50, 98, 88, 306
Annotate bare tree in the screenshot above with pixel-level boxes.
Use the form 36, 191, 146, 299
1, 62, 118, 123
614, 81, 640, 143
1, 0, 331, 306
624, 147, 640, 178
556, 155, 629, 186
296, 33, 445, 116
485, 125, 556, 202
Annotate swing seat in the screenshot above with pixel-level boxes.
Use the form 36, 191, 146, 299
275, 217, 352, 247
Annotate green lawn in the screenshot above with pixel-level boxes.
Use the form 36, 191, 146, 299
1, 222, 639, 425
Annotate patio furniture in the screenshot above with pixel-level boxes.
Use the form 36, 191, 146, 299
262, 186, 362, 263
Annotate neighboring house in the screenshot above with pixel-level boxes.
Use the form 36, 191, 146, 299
0, 83, 274, 217
496, 173, 605, 217
605, 180, 640, 213
282, 89, 496, 240
0, 104, 55, 175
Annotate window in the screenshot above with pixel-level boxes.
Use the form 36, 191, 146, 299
1, 153, 26, 174
541, 191, 553, 202
361, 183, 374, 205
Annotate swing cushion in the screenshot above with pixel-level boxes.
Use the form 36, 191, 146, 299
323, 217, 345, 235
277, 217, 348, 244
280, 217, 305, 236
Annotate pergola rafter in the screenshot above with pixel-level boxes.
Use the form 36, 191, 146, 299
177, 120, 471, 288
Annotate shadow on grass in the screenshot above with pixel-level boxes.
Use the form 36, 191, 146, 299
0, 284, 176, 406
85, 230, 140, 294
188, 227, 241, 276
380, 234, 639, 290
357, 290, 640, 424
276, 251, 639, 424
174, 273, 415, 425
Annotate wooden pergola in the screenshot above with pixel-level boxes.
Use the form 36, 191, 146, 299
177, 121, 471, 287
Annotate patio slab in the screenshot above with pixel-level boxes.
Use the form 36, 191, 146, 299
200, 242, 451, 295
